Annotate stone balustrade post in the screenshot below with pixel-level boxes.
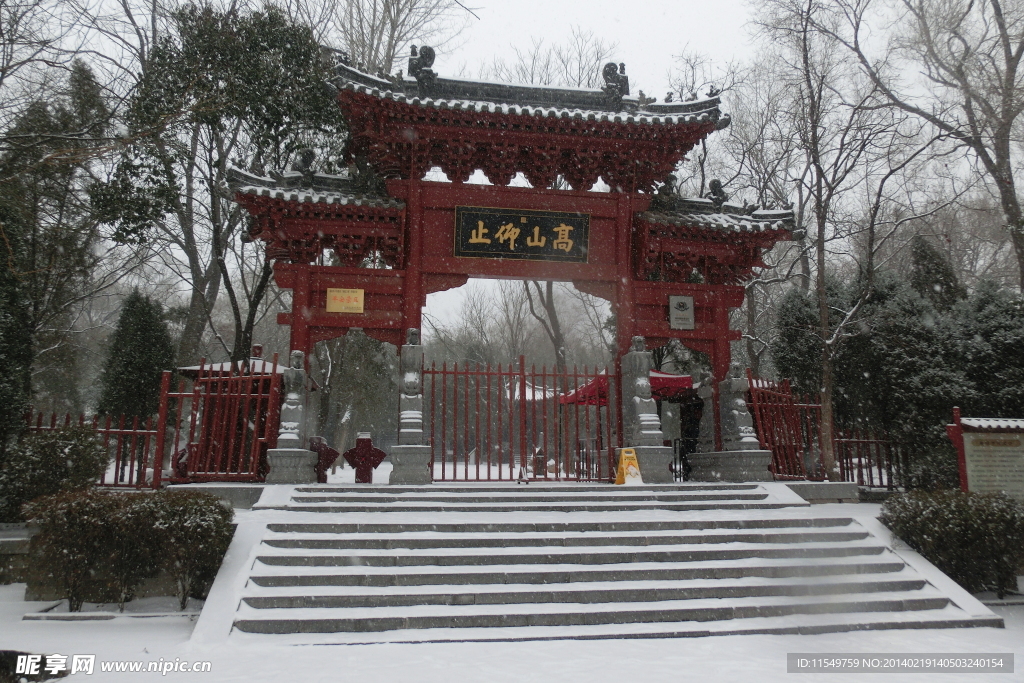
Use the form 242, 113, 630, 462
390, 328, 432, 484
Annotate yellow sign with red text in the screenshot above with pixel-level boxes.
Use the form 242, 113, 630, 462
326, 288, 364, 314
615, 448, 643, 485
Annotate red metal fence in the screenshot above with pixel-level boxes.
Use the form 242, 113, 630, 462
24, 410, 161, 488
168, 357, 281, 483
834, 428, 908, 489
423, 358, 621, 482
23, 355, 283, 488
746, 370, 906, 489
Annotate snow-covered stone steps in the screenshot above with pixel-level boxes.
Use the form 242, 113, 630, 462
261, 528, 870, 550
233, 591, 955, 634
208, 485, 1003, 641
278, 501, 798, 512
290, 492, 769, 503
264, 516, 854, 534
253, 482, 810, 513
230, 605, 1004, 644
294, 484, 764, 494
246, 557, 911, 587
253, 541, 888, 568
241, 576, 930, 609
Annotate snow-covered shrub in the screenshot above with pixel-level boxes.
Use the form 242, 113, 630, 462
881, 490, 1024, 598
23, 489, 231, 612
0, 426, 107, 522
23, 489, 122, 612
152, 490, 234, 610
106, 493, 164, 611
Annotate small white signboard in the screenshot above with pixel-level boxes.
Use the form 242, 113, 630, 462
668, 295, 695, 330
963, 433, 1024, 502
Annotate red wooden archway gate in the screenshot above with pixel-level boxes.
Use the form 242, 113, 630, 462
230, 48, 793, 454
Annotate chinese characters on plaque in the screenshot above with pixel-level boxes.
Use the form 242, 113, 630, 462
326, 288, 364, 314
963, 432, 1024, 502
454, 206, 590, 262
668, 295, 695, 330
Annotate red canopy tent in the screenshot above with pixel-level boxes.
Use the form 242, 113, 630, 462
559, 371, 694, 406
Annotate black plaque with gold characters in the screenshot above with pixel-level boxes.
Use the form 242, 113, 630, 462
454, 206, 589, 262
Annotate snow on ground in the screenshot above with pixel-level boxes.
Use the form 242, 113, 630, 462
1, 501, 1021, 682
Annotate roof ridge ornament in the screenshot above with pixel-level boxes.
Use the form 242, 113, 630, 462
408, 45, 437, 96
705, 179, 729, 210
602, 62, 630, 107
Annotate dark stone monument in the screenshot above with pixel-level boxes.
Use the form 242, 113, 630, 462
344, 433, 388, 484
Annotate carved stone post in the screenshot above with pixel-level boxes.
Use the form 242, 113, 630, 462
390, 329, 432, 484
265, 350, 318, 484
618, 336, 674, 483
691, 362, 772, 482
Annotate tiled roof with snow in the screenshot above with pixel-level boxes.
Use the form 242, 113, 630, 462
960, 417, 1024, 431
641, 198, 795, 234
226, 167, 404, 210
338, 80, 727, 128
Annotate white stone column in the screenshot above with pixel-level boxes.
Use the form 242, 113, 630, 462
390, 329, 432, 484
619, 336, 674, 483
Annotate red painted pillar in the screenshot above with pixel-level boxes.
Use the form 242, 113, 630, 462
946, 406, 968, 491
291, 264, 312, 359
403, 179, 424, 331
614, 193, 636, 359
711, 297, 732, 452
613, 193, 638, 449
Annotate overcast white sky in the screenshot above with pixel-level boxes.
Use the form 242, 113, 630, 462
445, 0, 756, 96
423, 0, 757, 329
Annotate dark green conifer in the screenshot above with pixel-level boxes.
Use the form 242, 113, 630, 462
98, 291, 175, 418
910, 235, 966, 311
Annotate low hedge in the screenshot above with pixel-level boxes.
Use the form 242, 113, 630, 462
0, 426, 108, 522
155, 490, 234, 610
880, 489, 1024, 598
24, 489, 233, 612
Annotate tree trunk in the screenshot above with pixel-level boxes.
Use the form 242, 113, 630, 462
814, 213, 839, 481
746, 284, 760, 376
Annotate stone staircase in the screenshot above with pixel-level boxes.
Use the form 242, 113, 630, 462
215, 484, 1002, 643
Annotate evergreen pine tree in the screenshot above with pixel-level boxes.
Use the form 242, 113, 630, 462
950, 280, 1024, 419
98, 291, 175, 419
0, 205, 32, 453
910, 235, 966, 311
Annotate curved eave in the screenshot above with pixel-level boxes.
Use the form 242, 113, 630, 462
639, 210, 794, 239
233, 186, 405, 213
337, 82, 724, 131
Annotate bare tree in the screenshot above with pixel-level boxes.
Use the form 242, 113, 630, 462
487, 26, 616, 88
757, 0, 947, 479
820, 0, 1024, 291
279, 0, 469, 75
523, 280, 567, 371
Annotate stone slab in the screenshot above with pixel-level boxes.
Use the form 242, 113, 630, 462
168, 484, 266, 509
786, 482, 860, 504
265, 449, 318, 485
389, 445, 432, 485
618, 446, 675, 484
689, 450, 773, 482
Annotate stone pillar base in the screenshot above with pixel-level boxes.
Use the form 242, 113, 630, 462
688, 450, 773, 482
619, 446, 675, 484
390, 445, 432, 485
265, 448, 318, 484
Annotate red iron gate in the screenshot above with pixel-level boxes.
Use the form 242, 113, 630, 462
746, 370, 906, 488
168, 357, 282, 483
746, 371, 820, 479
423, 358, 621, 482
